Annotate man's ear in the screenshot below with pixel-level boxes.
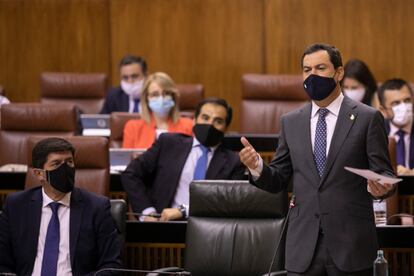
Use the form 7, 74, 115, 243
33, 168, 45, 182
336, 66, 345, 83
379, 105, 391, 119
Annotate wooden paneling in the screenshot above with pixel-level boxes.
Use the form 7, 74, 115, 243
110, 0, 264, 130
0, 0, 110, 102
3, 0, 414, 130
265, 0, 414, 82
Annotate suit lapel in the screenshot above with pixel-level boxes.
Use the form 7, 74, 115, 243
27, 188, 43, 268
321, 97, 357, 184
299, 103, 321, 185
205, 146, 227, 179
170, 136, 194, 188
69, 188, 84, 267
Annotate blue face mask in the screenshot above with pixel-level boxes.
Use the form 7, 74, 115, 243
148, 96, 175, 118
303, 74, 337, 101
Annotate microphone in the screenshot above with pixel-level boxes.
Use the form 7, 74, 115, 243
93, 267, 191, 275
266, 194, 296, 276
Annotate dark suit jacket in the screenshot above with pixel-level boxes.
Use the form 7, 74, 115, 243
251, 96, 394, 273
0, 187, 122, 276
100, 86, 131, 114
121, 133, 246, 213
384, 119, 414, 168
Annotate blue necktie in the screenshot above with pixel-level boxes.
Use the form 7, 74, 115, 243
396, 129, 406, 166
132, 99, 140, 113
314, 108, 329, 177
193, 145, 210, 180
41, 202, 61, 276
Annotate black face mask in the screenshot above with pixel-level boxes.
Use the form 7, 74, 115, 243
303, 74, 337, 101
45, 162, 75, 193
193, 124, 225, 147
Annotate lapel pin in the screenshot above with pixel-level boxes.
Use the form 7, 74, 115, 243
350, 114, 355, 120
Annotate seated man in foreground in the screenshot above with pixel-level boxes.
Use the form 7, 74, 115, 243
121, 97, 245, 221
0, 137, 122, 275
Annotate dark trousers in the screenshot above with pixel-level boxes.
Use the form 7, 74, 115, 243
288, 232, 373, 276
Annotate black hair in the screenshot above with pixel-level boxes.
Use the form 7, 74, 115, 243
119, 55, 148, 75
32, 137, 75, 169
194, 97, 233, 127
343, 59, 378, 105
301, 43, 343, 69
377, 78, 413, 106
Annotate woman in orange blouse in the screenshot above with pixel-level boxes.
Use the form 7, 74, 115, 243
123, 72, 193, 149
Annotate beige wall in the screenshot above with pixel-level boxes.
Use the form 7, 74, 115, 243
1, 0, 414, 130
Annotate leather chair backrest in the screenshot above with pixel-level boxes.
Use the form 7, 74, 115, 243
25, 136, 110, 196
186, 180, 288, 275
109, 112, 141, 148
0, 85, 4, 96
176, 84, 204, 113
0, 103, 78, 166
40, 72, 107, 114
241, 74, 308, 134
110, 199, 127, 245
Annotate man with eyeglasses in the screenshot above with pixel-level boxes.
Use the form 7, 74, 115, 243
100, 55, 148, 114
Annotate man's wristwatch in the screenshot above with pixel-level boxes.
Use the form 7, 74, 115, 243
177, 204, 186, 218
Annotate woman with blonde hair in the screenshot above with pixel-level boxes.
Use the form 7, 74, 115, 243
123, 72, 193, 148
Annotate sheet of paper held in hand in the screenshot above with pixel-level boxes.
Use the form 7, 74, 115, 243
344, 166, 402, 185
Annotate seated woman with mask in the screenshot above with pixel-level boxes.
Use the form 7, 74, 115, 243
342, 59, 378, 106
123, 72, 193, 149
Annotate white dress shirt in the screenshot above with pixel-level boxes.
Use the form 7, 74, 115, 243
141, 138, 216, 219
250, 93, 344, 177
389, 120, 412, 168
32, 189, 72, 276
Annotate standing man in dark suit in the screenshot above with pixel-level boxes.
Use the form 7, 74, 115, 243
122, 98, 245, 222
378, 78, 414, 175
100, 55, 148, 114
0, 138, 121, 275
240, 43, 396, 275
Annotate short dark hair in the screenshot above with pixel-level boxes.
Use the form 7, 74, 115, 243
194, 97, 233, 127
32, 137, 75, 169
301, 43, 343, 69
343, 59, 378, 105
377, 78, 413, 106
119, 55, 148, 75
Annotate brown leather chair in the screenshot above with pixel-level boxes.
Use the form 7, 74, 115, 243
240, 74, 309, 134
40, 72, 108, 114
109, 112, 194, 148
0, 85, 4, 96
25, 136, 110, 196
0, 103, 78, 166
109, 112, 141, 148
176, 84, 204, 113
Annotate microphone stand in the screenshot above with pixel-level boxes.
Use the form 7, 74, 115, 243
267, 195, 296, 276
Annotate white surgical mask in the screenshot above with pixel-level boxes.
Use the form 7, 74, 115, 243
343, 88, 366, 102
148, 95, 175, 118
121, 79, 144, 98
392, 102, 413, 127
